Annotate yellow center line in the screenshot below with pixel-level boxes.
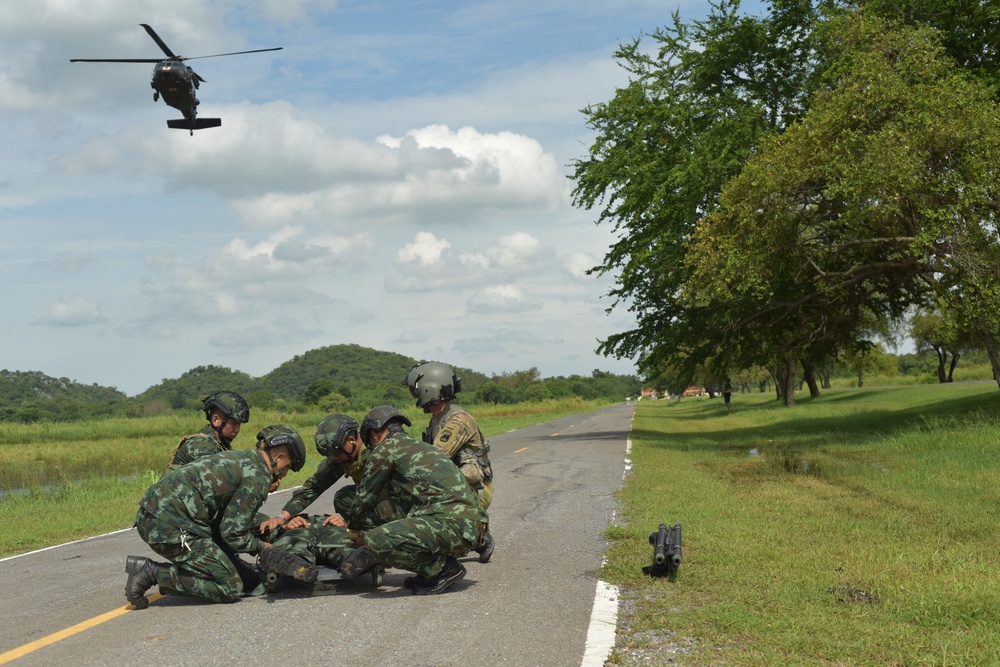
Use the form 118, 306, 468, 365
513, 447, 528, 453
0, 593, 165, 665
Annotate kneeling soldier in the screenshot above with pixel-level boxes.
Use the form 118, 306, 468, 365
340, 406, 488, 595
125, 425, 306, 608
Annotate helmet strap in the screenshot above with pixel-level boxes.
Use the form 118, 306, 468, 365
212, 414, 234, 445
264, 448, 284, 483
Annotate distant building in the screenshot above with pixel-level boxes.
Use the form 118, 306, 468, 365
640, 388, 660, 400
682, 386, 706, 397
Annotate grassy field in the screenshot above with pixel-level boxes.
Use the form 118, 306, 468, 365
606, 383, 1000, 666
0, 397, 612, 558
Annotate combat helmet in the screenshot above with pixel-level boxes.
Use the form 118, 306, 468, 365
359, 405, 411, 446
202, 391, 250, 424
402, 361, 462, 409
256, 424, 307, 472
314, 413, 360, 458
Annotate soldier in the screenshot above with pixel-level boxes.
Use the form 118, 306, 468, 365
339, 406, 488, 595
125, 424, 307, 608
403, 361, 495, 562
258, 413, 393, 535
162, 390, 250, 476
261, 519, 357, 578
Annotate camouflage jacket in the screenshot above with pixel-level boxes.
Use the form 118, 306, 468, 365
347, 430, 487, 531
424, 402, 485, 458
162, 424, 230, 477
140, 449, 272, 555
281, 449, 367, 517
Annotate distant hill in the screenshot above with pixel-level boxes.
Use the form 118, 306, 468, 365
0, 369, 127, 421
257, 344, 489, 398
129, 344, 490, 412
134, 365, 260, 410
258, 344, 420, 398
0, 344, 628, 422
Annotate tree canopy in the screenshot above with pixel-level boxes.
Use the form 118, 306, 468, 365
573, 0, 1000, 400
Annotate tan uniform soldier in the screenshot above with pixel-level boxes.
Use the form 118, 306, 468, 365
403, 361, 495, 562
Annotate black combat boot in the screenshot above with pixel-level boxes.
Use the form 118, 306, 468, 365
257, 546, 319, 583
411, 556, 466, 595
125, 555, 162, 609
402, 574, 433, 589
339, 546, 378, 578
232, 556, 262, 591
475, 530, 495, 563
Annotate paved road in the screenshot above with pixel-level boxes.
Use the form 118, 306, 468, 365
0, 403, 633, 666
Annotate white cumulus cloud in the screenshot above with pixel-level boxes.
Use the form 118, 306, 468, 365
33, 297, 106, 326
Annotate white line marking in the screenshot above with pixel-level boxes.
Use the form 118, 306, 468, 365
0, 486, 300, 563
581, 578, 620, 666
581, 406, 634, 666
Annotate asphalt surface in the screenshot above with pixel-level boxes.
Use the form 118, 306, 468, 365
0, 402, 634, 666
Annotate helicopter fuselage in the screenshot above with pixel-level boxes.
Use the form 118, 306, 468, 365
151, 60, 199, 120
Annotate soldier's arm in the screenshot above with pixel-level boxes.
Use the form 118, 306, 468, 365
280, 457, 346, 518
432, 413, 476, 458
220, 480, 270, 555
347, 448, 393, 531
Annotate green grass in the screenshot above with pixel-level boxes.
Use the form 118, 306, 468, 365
607, 383, 1000, 666
0, 397, 613, 558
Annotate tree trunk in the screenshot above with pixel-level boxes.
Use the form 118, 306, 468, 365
801, 362, 821, 398
935, 345, 947, 383
820, 367, 831, 389
769, 365, 783, 402
946, 353, 960, 382
781, 355, 797, 406
980, 330, 1000, 391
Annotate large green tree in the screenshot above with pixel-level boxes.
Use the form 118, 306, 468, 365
575, 0, 1000, 395
571, 0, 820, 386
686, 15, 1000, 391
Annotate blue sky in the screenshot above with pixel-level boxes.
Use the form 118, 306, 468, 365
0, 0, 766, 396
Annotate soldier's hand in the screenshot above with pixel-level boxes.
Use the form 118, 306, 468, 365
323, 513, 347, 527
260, 515, 288, 533
347, 529, 365, 545
285, 515, 311, 530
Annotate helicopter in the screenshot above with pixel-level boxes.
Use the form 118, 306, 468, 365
70, 24, 282, 135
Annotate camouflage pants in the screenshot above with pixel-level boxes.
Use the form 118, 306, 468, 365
270, 517, 355, 569
335, 485, 401, 530
135, 508, 245, 603
364, 515, 484, 578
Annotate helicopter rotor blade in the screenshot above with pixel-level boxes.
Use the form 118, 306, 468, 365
184, 46, 283, 61
140, 23, 179, 59
70, 58, 163, 63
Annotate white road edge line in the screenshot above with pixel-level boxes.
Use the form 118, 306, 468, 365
0, 486, 300, 564
581, 407, 634, 666
581, 577, 620, 667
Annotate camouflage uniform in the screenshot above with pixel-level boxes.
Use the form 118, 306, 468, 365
424, 403, 494, 509
279, 447, 393, 530
135, 449, 272, 603
162, 424, 229, 477
348, 430, 487, 579
270, 516, 356, 568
